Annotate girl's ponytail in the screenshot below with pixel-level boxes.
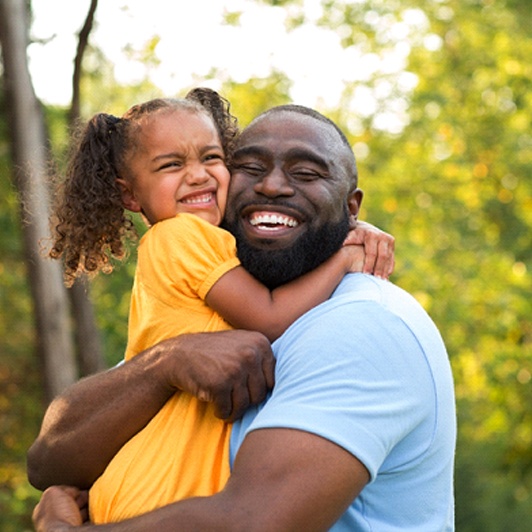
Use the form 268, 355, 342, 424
49, 113, 135, 285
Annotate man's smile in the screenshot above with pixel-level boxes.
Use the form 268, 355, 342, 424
249, 211, 299, 231
236, 205, 306, 244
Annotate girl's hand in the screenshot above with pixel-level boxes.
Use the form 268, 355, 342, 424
340, 244, 366, 274
33, 486, 88, 532
343, 220, 395, 279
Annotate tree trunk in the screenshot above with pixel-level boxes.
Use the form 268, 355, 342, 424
0, 0, 77, 400
69, 279, 106, 375
67, 0, 106, 376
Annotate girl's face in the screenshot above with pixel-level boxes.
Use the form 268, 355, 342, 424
118, 108, 230, 226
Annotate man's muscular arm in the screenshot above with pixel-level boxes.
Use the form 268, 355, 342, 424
33, 429, 369, 532
27, 330, 274, 490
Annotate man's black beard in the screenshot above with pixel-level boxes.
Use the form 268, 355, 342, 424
223, 212, 350, 290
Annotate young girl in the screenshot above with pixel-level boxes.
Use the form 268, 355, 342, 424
49, 88, 393, 523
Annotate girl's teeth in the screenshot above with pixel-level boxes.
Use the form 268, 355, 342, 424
183, 193, 212, 204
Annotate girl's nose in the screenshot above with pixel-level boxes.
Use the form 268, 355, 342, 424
186, 162, 210, 185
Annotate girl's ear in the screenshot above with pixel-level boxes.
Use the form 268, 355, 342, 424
116, 178, 142, 212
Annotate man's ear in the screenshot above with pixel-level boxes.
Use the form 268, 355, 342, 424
348, 188, 364, 221
116, 178, 142, 212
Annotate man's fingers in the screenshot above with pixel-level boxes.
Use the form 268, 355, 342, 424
227, 381, 251, 422
246, 370, 266, 406
166, 330, 274, 421
58, 485, 81, 498
211, 384, 234, 420
75, 489, 89, 507
33, 486, 85, 531
263, 353, 276, 391
246, 346, 275, 405
75, 490, 89, 523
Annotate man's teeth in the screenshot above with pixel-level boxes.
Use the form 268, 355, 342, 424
183, 193, 212, 204
249, 214, 299, 228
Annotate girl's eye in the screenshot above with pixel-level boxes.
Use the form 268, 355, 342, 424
159, 161, 182, 170
204, 153, 224, 162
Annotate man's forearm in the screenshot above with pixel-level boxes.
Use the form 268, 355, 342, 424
33, 428, 367, 532
27, 344, 175, 490
27, 330, 275, 491
33, 486, 227, 532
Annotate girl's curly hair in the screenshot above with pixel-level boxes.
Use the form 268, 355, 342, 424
49, 89, 239, 286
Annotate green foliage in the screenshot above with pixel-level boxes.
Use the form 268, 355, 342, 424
0, 93, 43, 531
223, 10, 243, 26
221, 69, 292, 127
80, 44, 166, 117
340, 0, 532, 526
91, 213, 148, 367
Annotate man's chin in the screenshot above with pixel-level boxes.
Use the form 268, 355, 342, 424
238, 231, 302, 253
227, 216, 350, 290
236, 220, 306, 251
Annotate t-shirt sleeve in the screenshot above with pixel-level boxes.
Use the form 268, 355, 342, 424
241, 297, 436, 481
137, 214, 241, 307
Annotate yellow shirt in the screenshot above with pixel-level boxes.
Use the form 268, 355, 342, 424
89, 214, 241, 523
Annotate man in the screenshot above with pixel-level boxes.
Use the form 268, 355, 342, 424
31, 105, 456, 531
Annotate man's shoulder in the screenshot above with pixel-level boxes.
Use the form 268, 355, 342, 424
278, 274, 443, 355
332, 273, 415, 303
318, 274, 425, 323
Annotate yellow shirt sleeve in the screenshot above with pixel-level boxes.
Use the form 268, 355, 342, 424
125, 213, 241, 360
138, 213, 241, 306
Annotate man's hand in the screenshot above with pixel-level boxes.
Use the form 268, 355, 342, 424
344, 220, 395, 279
160, 330, 275, 421
28, 330, 274, 490
33, 486, 88, 532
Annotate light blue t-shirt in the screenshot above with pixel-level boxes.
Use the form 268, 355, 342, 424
230, 274, 456, 531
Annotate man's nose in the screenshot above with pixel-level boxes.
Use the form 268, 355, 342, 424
253, 169, 294, 197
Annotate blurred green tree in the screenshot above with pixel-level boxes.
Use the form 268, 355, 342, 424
329, 0, 532, 527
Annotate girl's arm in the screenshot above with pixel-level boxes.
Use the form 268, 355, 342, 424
206, 242, 362, 343
207, 222, 395, 343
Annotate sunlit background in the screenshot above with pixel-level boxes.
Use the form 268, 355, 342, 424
30, 0, 430, 132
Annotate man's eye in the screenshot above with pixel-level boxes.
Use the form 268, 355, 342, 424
234, 163, 264, 175
291, 169, 320, 181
